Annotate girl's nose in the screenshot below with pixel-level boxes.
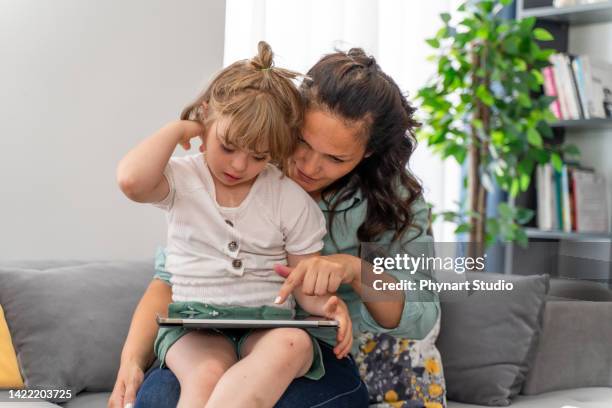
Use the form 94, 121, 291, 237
230, 153, 248, 173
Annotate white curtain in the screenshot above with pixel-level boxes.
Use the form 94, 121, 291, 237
224, 0, 461, 241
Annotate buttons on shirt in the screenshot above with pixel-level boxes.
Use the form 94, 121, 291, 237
232, 259, 242, 269
228, 241, 238, 252
225, 219, 234, 227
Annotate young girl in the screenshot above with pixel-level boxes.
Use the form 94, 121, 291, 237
116, 42, 353, 408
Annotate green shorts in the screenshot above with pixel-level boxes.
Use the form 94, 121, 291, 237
154, 301, 326, 380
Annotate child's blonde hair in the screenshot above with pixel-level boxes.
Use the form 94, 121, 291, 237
181, 41, 303, 171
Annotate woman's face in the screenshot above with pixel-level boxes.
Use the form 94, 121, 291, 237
288, 109, 368, 199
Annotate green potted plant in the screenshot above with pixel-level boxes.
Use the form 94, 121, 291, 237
416, 0, 577, 257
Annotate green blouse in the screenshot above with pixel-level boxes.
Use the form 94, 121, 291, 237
153, 189, 440, 356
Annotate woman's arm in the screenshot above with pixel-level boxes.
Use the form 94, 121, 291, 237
275, 198, 439, 337
116, 120, 203, 203
120, 279, 172, 368
337, 254, 405, 330
356, 198, 440, 339
275, 254, 404, 329
108, 279, 172, 408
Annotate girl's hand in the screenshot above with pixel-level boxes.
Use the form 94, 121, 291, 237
322, 296, 353, 359
274, 254, 359, 305
176, 120, 206, 151
107, 359, 145, 408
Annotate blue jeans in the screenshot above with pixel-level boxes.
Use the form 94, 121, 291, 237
134, 340, 369, 407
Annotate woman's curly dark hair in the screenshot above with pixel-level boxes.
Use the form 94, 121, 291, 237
301, 48, 423, 243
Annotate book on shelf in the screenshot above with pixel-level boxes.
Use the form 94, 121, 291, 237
542, 53, 612, 120
572, 168, 610, 233
536, 163, 609, 234
542, 66, 562, 119
589, 58, 612, 118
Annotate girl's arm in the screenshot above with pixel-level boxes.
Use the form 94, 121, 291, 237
116, 120, 204, 203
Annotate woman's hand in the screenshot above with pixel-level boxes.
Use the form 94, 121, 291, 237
274, 254, 360, 304
107, 359, 145, 408
323, 296, 353, 359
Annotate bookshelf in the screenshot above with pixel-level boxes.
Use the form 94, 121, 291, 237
550, 118, 612, 129
525, 227, 612, 240
517, 0, 612, 24
505, 1, 612, 285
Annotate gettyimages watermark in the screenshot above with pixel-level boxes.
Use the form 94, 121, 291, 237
358, 241, 612, 303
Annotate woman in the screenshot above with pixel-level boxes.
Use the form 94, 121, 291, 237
109, 48, 440, 408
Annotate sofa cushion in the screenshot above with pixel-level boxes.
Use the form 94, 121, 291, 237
521, 300, 612, 395
447, 387, 612, 408
548, 278, 612, 301
0, 261, 153, 402
436, 272, 549, 406
0, 306, 24, 388
63, 391, 111, 408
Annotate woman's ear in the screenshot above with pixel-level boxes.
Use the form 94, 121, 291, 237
201, 102, 209, 119
364, 150, 373, 158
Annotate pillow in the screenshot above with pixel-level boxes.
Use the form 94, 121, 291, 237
0, 306, 24, 389
355, 317, 446, 408
435, 272, 549, 406
0, 261, 153, 402
521, 300, 612, 395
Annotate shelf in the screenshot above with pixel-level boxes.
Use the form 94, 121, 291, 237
519, 1, 612, 24
550, 118, 612, 129
525, 227, 612, 240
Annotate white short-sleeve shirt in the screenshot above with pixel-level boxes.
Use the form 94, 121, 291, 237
153, 153, 326, 310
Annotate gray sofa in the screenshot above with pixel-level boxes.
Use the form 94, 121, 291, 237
0, 260, 611, 407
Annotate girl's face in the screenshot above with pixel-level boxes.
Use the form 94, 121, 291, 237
204, 118, 271, 188
288, 109, 369, 199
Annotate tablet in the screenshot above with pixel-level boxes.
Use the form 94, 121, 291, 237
156, 315, 339, 329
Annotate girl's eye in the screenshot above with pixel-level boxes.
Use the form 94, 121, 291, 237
221, 144, 234, 153
253, 155, 267, 162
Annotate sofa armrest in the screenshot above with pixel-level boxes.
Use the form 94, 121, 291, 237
521, 300, 612, 395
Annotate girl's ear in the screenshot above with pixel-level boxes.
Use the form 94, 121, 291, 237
201, 102, 209, 118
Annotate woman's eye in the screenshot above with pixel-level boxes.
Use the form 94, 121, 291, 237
253, 155, 267, 162
329, 156, 345, 163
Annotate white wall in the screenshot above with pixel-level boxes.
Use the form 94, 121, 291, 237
0, 0, 226, 261
568, 22, 612, 232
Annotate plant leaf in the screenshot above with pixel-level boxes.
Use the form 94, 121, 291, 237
527, 128, 543, 147
533, 28, 554, 41
426, 38, 440, 49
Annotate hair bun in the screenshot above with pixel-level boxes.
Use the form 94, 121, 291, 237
251, 41, 274, 70
347, 48, 377, 69
347, 48, 367, 59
